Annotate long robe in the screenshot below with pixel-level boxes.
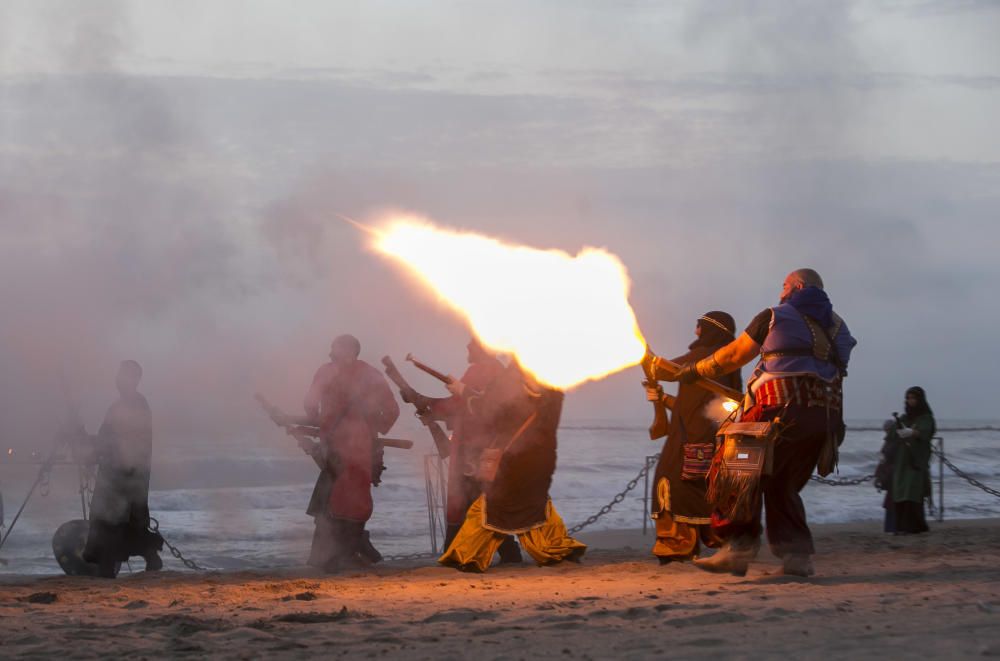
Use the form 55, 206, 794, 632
318, 359, 400, 523
438, 363, 585, 571
83, 392, 162, 565
476, 365, 561, 533
890, 413, 935, 504
651, 346, 742, 523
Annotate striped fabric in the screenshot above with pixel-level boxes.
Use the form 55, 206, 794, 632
755, 376, 842, 410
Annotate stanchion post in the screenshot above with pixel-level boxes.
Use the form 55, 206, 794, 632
937, 436, 944, 522
643, 459, 649, 536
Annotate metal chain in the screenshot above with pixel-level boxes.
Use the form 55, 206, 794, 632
567, 456, 658, 534
383, 551, 437, 563
147, 516, 207, 571
809, 473, 876, 486
932, 448, 1000, 499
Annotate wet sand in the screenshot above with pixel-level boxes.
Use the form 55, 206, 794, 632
2, 518, 999, 659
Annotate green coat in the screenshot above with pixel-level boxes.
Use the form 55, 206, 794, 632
891, 413, 935, 504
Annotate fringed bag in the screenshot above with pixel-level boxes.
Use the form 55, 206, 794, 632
706, 419, 782, 524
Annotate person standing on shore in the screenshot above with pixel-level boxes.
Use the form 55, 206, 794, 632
82, 360, 163, 577
881, 387, 936, 535
438, 361, 586, 572
644, 312, 742, 564
654, 269, 857, 577
301, 334, 400, 571
411, 338, 521, 561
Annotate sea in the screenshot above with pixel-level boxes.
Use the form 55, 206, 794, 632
2, 420, 998, 575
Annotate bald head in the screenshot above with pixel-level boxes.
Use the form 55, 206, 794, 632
781, 268, 824, 302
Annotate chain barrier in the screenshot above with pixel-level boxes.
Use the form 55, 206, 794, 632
383, 551, 437, 563
809, 473, 876, 486
148, 516, 207, 571
567, 457, 657, 534
931, 447, 1000, 499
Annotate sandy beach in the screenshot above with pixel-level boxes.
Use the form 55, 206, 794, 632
2, 518, 999, 659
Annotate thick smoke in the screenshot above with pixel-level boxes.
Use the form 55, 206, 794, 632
1, 0, 998, 488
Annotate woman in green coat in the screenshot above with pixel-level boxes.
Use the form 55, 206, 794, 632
882, 386, 936, 534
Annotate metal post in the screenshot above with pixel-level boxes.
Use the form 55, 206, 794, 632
937, 436, 944, 522
643, 459, 649, 536
423, 454, 437, 554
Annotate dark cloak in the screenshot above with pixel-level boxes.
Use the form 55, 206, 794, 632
83, 392, 162, 565
476, 364, 562, 533
650, 344, 742, 523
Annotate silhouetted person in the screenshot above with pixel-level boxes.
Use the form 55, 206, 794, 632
304, 334, 399, 572
83, 360, 163, 577
412, 338, 520, 562
644, 312, 742, 564
881, 386, 935, 534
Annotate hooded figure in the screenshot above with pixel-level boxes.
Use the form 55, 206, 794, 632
646, 311, 743, 563
83, 360, 163, 577
882, 386, 936, 534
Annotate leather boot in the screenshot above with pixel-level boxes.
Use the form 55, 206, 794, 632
781, 553, 815, 577
497, 535, 523, 564
693, 543, 753, 576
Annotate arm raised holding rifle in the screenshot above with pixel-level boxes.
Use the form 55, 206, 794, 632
386, 338, 518, 557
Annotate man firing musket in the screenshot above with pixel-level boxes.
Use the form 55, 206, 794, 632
261, 334, 400, 572
641, 311, 743, 566
383, 339, 520, 561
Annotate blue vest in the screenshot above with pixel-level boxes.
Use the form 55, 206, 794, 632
752, 303, 856, 384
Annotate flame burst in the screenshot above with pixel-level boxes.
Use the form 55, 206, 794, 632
372, 215, 646, 390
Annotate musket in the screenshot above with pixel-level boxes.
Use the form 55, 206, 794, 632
641, 347, 669, 441
405, 353, 453, 385
254, 393, 413, 457
653, 357, 743, 402
381, 356, 451, 459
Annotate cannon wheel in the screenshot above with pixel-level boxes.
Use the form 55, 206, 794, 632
52, 519, 120, 578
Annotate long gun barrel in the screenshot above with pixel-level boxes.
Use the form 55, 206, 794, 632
405, 353, 453, 385
381, 357, 451, 458
255, 393, 413, 455
654, 358, 743, 402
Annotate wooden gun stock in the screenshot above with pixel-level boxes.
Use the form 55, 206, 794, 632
405, 353, 453, 384
641, 348, 670, 441
381, 356, 451, 459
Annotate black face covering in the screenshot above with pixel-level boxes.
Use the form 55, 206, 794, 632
905, 386, 933, 418
690, 311, 736, 350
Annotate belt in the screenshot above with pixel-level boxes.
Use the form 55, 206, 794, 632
755, 376, 842, 409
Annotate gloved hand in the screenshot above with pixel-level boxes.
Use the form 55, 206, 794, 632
883, 419, 896, 433
675, 362, 699, 384
646, 386, 663, 402
446, 378, 466, 397
896, 426, 915, 439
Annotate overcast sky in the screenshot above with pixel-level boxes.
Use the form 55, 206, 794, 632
1, 0, 998, 455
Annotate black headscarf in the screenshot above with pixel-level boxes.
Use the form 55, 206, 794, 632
905, 386, 933, 418
690, 311, 736, 351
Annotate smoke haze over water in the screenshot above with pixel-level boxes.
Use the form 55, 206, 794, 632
1, 0, 999, 477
